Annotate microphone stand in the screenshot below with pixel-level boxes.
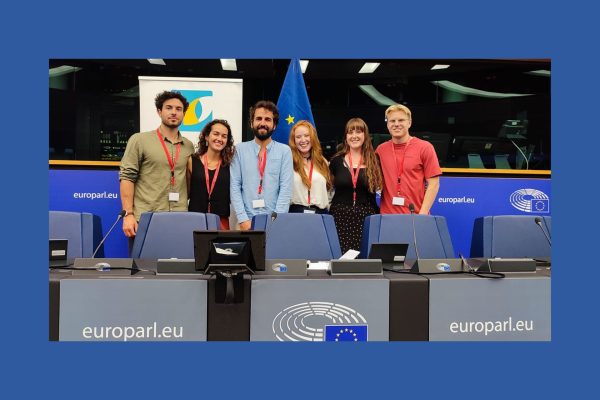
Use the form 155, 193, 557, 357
92, 211, 125, 258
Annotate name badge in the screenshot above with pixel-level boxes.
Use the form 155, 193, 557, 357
303, 209, 316, 214
252, 199, 266, 208
169, 192, 180, 202
392, 196, 405, 206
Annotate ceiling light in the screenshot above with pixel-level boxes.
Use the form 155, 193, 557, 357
49, 65, 82, 78
525, 70, 551, 77
358, 85, 396, 106
300, 59, 309, 74
431, 80, 533, 98
431, 64, 450, 70
220, 59, 237, 71
147, 59, 166, 66
359, 62, 380, 74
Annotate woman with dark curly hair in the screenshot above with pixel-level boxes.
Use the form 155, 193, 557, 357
329, 118, 382, 253
187, 119, 235, 229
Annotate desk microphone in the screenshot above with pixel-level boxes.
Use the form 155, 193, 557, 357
271, 211, 278, 222
534, 216, 552, 247
91, 210, 126, 258
408, 203, 421, 261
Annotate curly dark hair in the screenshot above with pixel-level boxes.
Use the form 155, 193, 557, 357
248, 100, 279, 128
154, 91, 189, 112
196, 119, 235, 166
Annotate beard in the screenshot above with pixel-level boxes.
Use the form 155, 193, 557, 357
253, 125, 274, 141
162, 116, 182, 129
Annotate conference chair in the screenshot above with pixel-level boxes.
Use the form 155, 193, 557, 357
360, 214, 455, 260
131, 212, 220, 259
470, 215, 551, 259
468, 153, 485, 169
49, 211, 103, 258
251, 213, 342, 260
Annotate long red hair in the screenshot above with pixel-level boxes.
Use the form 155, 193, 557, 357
288, 120, 332, 190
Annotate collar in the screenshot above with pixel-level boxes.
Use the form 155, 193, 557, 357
158, 128, 183, 144
252, 139, 274, 155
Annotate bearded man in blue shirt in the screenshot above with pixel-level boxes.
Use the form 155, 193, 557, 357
230, 100, 293, 230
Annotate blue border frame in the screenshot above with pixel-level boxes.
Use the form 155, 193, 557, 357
5, 0, 594, 398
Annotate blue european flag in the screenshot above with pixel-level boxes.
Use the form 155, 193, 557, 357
324, 325, 368, 342
532, 199, 550, 213
272, 58, 315, 144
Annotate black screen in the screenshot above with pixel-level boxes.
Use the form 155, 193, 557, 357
193, 230, 266, 271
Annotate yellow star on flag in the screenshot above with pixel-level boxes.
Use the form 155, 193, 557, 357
286, 114, 295, 125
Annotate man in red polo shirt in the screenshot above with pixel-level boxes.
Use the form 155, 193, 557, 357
375, 104, 441, 214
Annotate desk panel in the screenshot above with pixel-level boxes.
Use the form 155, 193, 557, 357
59, 277, 208, 341
250, 276, 389, 341
428, 274, 550, 341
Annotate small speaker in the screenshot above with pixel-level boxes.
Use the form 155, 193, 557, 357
330, 259, 382, 275
479, 258, 536, 272
156, 259, 197, 274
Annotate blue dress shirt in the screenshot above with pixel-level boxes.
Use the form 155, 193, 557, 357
230, 139, 293, 223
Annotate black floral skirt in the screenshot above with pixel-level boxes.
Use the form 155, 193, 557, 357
329, 202, 378, 254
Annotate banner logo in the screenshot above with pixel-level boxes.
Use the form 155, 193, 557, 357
272, 302, 368, 342
324, 325, 368, 342
509, 189, 550, 213
177, 90, 213, 132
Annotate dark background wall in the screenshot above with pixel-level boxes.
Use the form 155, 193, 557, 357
49, 59, 550, 169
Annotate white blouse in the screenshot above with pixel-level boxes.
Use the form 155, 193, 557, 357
291, 168, 330, 209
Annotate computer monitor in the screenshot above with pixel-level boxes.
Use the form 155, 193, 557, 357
452, 136, 513, 155
498, 119, 528, 140
193, 230, 266, 272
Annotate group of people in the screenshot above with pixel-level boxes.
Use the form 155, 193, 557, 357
119, 91, 442, 254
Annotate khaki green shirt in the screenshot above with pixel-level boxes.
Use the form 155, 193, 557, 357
119, 130, 195, 220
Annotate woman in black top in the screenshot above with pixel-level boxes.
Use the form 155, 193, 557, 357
187, 119, 235, 229
329, 118, 382, 253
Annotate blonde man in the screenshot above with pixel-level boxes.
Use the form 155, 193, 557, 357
375, 104, 441, 214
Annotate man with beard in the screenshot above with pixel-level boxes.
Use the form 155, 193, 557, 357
230, 100, 293, 230
119, 91, 195, 240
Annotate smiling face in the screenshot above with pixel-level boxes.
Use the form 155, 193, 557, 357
251, 107, 276, 141
293, 125, 312, 156
386, 109, 412, 143
157, 98, 185, 129
346, 125, 365, 150
206, 123, 229, 153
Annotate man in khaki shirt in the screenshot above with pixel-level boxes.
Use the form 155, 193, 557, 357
119, 91, 195, 239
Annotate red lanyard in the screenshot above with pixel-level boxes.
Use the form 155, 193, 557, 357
391, 140, 409, 195
203, 154, 222, 213
157, 129, 181, 187
307, 161, 314, 204
347, 152, 363, 206
257, 148, 267, 194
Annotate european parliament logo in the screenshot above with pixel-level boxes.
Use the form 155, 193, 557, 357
271, 302, 368, 342
325, 325, 368, 342
176, 90, 213, 132
509, 189, 550, 213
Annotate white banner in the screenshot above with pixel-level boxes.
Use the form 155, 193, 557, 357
138, 76, 243, 147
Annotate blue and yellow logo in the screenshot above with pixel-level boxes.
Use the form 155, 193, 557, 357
176, 90, 213, 132
509, 188, 550, 213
